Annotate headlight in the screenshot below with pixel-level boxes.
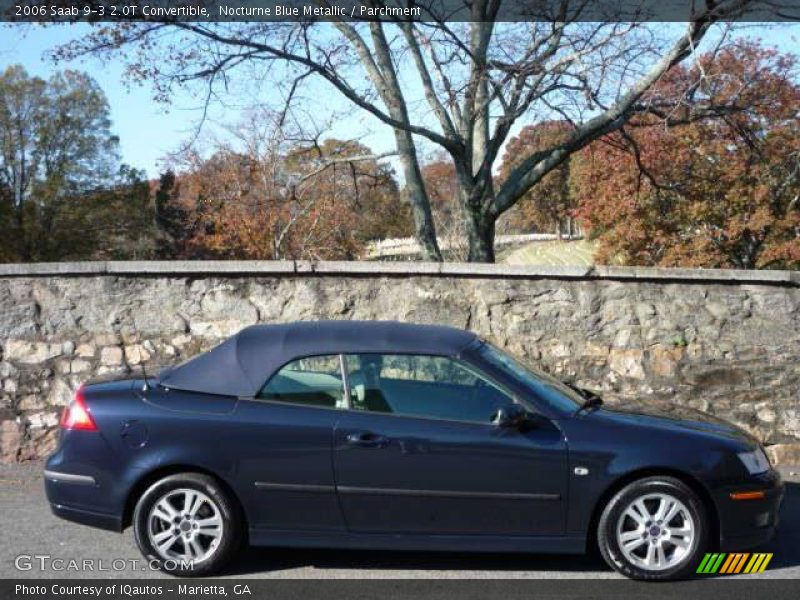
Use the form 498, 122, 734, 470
737, 447, 771, 475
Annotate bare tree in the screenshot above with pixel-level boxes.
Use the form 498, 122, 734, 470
53, 0, 762, 261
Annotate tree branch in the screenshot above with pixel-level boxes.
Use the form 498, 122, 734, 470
492, 11, 717, 217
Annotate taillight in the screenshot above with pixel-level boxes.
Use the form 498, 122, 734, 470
60, 387, 98, 431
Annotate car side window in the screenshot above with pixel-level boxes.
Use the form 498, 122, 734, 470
258, 355, 346, 409
344, 354, 512, 424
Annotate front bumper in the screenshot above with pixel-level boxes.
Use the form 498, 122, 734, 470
717, 469, 784, 551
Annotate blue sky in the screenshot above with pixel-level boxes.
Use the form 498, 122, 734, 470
1, 22, 797, 179
0, 25, 218, 177
0, 23, 397, 178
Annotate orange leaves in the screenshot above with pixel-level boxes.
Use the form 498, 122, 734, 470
573, 42, 799, 270
168, 139, 410, 260
498, 121, 576, 235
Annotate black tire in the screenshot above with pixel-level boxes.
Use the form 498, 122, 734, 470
132, 472, 243, 577
597, 476, 708, 581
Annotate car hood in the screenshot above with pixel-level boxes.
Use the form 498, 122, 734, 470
597, 399, 758, 446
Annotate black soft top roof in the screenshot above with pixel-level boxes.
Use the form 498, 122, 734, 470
158, 320, 477, 397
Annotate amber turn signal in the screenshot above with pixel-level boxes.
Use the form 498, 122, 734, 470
729, 491, 766, 501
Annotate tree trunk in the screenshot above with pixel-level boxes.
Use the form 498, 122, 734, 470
461, 17, 496, 264
391, 127, 442, 262
14, 202, 31, 261
453, 154, 495, 263
464, 208, 495, 263
358, 22, 443, 263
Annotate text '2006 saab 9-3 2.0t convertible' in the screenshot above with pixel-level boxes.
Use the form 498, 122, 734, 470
45, 321, 783, 580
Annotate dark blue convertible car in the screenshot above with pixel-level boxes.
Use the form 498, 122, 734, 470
45, 321, 783, 579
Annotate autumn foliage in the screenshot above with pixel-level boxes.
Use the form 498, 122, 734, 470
573, 42, 799, 269
498, 121, 578, 237
156, 139, 411, 260
2, 41, 798, 268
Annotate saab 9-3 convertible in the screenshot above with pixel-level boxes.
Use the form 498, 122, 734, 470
45, 321, 783, 579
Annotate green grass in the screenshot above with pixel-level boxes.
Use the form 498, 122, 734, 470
502, 239, 597, 267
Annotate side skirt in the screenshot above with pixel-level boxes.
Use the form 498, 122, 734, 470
249, 529, 586, 554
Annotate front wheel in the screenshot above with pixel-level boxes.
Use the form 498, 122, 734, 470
597, 476, 708, 580
132, 472, 242, 576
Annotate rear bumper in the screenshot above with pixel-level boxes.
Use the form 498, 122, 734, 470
43, 466, 125, 532
44, 427, 131, 532
43, 469, 96, 486
718, 469, 784, 551
48, 501, 123, 532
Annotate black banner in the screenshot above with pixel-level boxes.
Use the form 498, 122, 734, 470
4, 579, 800, 600
2, 0, 800, 22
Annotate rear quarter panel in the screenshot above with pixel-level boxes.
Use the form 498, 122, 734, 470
47, 384, 344, 533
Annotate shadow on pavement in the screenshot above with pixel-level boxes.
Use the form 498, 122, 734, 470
226, 547, 607, 576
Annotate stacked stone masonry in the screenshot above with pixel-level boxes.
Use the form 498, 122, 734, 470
0, 261, 798, 464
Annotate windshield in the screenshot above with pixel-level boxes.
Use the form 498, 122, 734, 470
475, 341, 584, 413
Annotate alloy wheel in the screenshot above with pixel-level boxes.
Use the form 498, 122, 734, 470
615, 492, 696, 571
146, 487, 224, 563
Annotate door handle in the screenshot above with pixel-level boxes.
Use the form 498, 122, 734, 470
345, 432, 389, 448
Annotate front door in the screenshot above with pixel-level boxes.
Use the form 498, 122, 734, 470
332, 354, 567, 536
235, 354, 348, 532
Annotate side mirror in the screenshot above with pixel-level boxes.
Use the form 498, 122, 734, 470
492, 403, 533, 429
564, 381, 602, 402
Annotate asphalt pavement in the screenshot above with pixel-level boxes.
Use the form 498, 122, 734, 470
1, 462, 798, 579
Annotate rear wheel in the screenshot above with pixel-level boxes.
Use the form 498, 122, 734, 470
133, 472, 242, 576
597, 476, 708, 580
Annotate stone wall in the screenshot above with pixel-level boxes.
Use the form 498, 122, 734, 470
0, 261, 798, 464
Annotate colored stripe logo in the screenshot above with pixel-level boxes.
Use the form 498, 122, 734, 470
696, 553, 773, 574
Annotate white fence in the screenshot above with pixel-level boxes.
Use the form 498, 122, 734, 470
365, 233, 583, 259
